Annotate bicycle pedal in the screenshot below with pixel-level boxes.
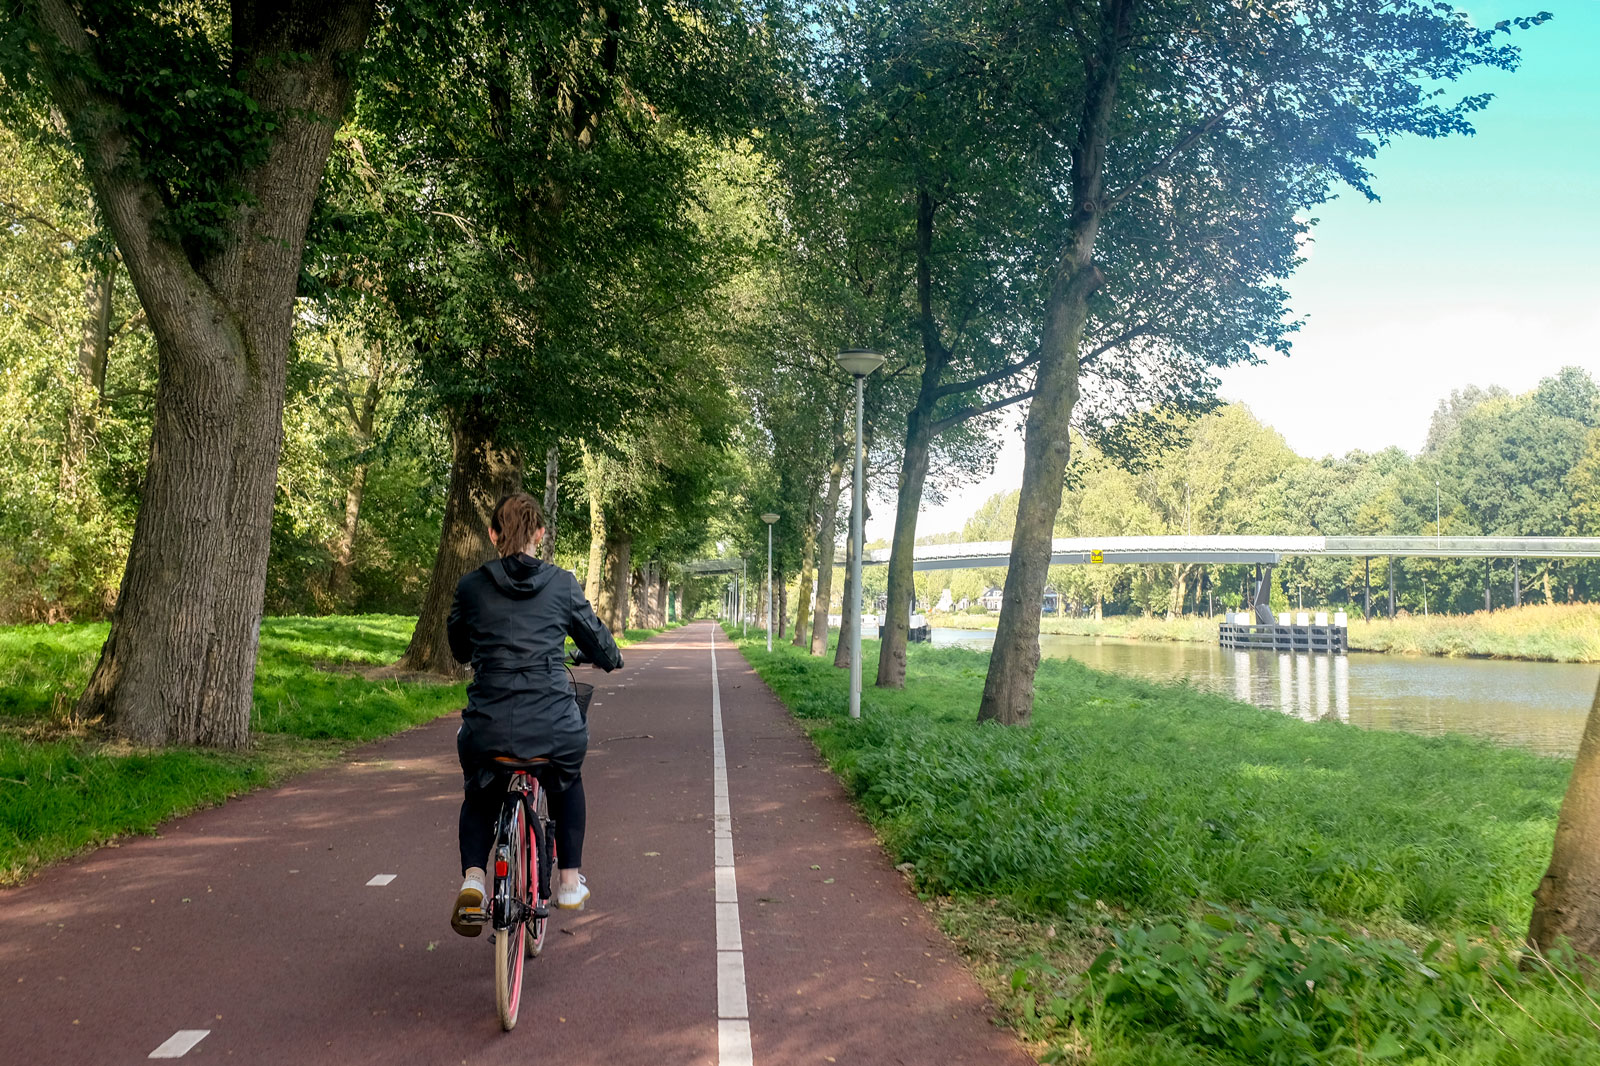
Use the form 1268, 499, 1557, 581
533, 904, 549, 920
458, 907, 488, 925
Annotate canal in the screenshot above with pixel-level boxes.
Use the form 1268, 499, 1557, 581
924, 627, 1598, 757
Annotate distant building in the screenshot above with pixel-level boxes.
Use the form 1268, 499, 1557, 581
1042, 587, 1061, 615
935, 588, 953, 612
981, 587, 1004, 612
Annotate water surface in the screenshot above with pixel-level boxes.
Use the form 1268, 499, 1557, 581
921, 627, 1597, 756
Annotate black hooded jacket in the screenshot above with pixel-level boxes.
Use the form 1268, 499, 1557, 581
447, 553, 623, 778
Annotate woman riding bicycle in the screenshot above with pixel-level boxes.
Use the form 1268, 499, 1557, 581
446, 491, 624, 936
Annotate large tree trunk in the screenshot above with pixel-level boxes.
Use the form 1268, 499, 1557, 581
1529, 678, 1600, 960
328, 348, 383, 606
62, 0, 375, 746
541, 445, 560, 563
328, 462, 369, 605
1165, 564, 1188, 622
629, 564, 645, 630
792, 512, 816, 648
656, 569, 669, 626
878, 189, 950, 689
397, 405, 520, 675
596, 536, 630, 632
61, 256, 115, 495
582, 447, 606, 603
834, 486, 861, 670
877, 420, 933, 688
810, 452, 847, 656
777, 575, 788, 640
979, 0, 1128, 726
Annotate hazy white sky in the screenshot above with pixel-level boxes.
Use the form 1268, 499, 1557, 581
876, 0, 1600, 542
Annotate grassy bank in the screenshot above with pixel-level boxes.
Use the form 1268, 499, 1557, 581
732, 627, 1597, 1064
927, 602, 1600, 662
0, 615, 678, 885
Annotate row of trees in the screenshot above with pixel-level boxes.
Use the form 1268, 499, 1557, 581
6, 0, 1596, 958
907, 372, 1600, 620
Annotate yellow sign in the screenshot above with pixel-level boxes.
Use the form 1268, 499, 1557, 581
1090, 549, 1104, 565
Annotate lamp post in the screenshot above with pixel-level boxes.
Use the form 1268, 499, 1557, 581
761, 513, 779, 651
835, 348, 886, 719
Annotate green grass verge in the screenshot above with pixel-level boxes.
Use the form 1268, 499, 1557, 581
729, 627, 1598, 1065
928, 603, 1600, 663
0, 614, 679, 885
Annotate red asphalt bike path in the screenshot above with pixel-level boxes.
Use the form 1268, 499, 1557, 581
0, 621, 1034, 1065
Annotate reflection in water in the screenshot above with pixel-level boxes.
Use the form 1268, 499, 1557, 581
926, 627, 1598, 756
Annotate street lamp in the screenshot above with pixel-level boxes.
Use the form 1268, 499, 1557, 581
761, 513, 779, 651
835, 347, 886, 719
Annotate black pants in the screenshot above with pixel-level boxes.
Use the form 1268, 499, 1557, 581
458, 771, 586, 875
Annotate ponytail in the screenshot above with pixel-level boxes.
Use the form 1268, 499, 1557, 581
490, 492, 544, 557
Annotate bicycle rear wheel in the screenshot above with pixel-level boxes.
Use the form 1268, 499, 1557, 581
493, 797, 528, 1031
526, 786, 551, 958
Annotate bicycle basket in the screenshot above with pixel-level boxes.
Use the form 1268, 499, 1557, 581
571, 681, 594, 722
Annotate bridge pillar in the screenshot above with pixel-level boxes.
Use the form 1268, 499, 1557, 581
1514, 558, 1522, 606
1388, 558, 1395, 619
1252, 564, 1276, 625
1363, 557, 1370, 621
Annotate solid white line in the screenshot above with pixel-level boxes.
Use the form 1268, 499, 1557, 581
718, 1020, 754, 1066
716, 902, 744, 951
710, 629, 755, 1064
149, 1030, 210, 1058
366, 874, 396, 886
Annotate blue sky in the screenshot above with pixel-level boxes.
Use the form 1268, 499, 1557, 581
905, 0, 1600, 537
1215, 0, 1600, 458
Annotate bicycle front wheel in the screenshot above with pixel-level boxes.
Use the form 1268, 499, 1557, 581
493, 797, 528, 1031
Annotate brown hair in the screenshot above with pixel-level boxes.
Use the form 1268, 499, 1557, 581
490, 492, 544, 557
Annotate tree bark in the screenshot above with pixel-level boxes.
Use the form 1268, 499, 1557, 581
629, 564, 645, 630
57, 0, 375, 746
792, 511, 816, 648
878, 189, 950, 689
597, 536, 631, 632
583, 447, 606, 603
61, 255, 115, 495
1165, 564, 1188, 621
777, 574, 788, 640
397, 404, 521, 675
834, 485, 861, 670
541, 445, 560, 563
810, 450, 847, 656
1529, 677, 1600, 960
978, 0, 1129, 726
656, 569, 669, 626
328, 344, 383, 606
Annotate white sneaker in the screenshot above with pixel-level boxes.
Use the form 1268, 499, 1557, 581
451, 867, 487, 936
556, 873, 589, 910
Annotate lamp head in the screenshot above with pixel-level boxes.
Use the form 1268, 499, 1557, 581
835, 348, 885, 377
760, 513, 779, 525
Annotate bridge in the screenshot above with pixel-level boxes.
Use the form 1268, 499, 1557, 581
858, 535, 1600, 570
684, 535, 1600, 626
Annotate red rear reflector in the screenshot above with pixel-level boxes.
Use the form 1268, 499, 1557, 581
495, 860, 508, 878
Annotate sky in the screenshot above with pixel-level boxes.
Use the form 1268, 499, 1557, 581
881, 0, 1600, 541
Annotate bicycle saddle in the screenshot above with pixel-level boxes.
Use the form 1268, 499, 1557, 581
491, 755, 553, 770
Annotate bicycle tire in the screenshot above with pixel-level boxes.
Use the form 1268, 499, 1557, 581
493, 796, 528, 1031
526, 787, 549, 959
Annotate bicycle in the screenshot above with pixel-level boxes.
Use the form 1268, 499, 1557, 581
466, 668, 596, 1031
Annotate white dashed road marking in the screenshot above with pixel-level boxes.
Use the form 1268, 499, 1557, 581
149, 1030, 210, 1058
709, 628, 754, 1064
366, 874, 396, 886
